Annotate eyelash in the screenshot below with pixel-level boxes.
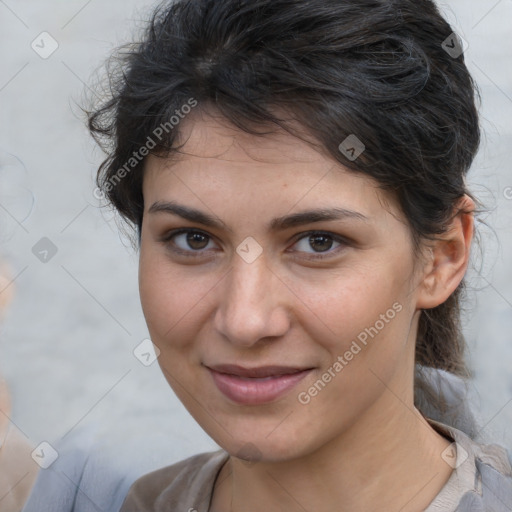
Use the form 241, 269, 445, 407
159, 228, 349, 261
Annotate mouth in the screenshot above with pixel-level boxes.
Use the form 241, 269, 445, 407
205, 364, 314, 405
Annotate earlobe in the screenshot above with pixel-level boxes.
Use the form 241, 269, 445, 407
416, 195, 474, 310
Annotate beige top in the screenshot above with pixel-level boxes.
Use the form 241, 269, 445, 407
120, 418, 512, 512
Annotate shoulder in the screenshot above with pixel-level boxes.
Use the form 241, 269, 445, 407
120, 450, 229, 512
426, 418, 512, 511
22, 422, 185, 512
459, 440, 512, 509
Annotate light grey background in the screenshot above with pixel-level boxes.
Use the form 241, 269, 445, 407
0, 0, 511, 471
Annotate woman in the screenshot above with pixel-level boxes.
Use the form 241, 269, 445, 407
86, 0, 512, 510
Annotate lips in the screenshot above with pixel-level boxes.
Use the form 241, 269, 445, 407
206, 364, 313, 405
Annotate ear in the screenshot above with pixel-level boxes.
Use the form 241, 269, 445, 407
416, 195, 474, 310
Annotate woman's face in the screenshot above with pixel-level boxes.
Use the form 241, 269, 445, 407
139, 113, 426, 461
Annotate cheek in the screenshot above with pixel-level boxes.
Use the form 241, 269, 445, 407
139, 246, 184, 342
293, 282, 412, 435
138, 244, 217, 348
284, 261, 411, 356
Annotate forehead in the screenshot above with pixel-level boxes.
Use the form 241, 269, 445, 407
172, 110, 326, 165
143, 112, 402, 225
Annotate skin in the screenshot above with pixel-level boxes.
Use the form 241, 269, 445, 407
139, 110, 474, 512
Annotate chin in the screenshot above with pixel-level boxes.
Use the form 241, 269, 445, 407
214, 422, 320, 464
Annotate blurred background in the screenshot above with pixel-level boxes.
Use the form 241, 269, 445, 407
0, 0, 511, 475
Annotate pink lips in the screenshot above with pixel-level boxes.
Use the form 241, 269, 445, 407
207, 364, 312, 405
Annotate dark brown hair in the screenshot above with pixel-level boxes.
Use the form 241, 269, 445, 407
87, 0, 481, 389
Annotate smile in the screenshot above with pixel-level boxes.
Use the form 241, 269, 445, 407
206, 364, 313, 405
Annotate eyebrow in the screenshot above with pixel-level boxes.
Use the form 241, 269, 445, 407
148, 200, 369, 233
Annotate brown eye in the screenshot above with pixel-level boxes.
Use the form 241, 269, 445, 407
290, 231, 348, 260
161, 229, 217, 255
184, 232, 210, 250
308, 234, 335, 252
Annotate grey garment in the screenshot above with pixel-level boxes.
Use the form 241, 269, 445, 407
21, 425, 143, 512
21, 421, 186, 512
457, 462, 512, 511
21, 366, 512, 512
414, 365, 480, 439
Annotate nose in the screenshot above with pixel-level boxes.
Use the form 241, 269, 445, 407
213, 251, 291, 348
